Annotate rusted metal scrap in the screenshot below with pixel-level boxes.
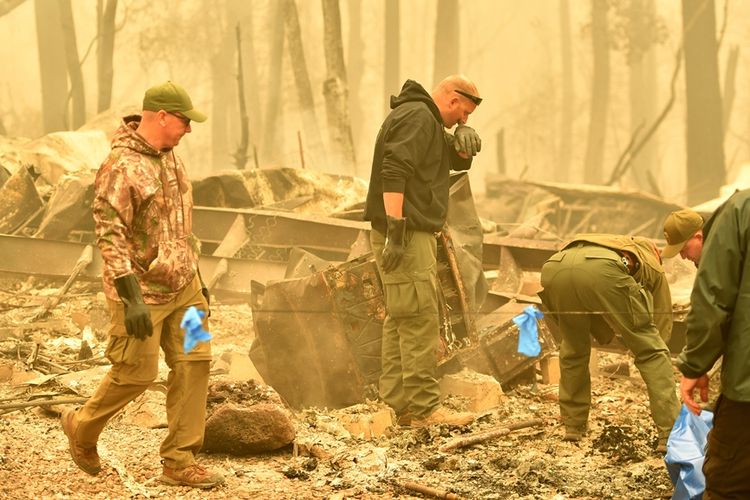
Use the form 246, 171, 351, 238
0, 165, 44, 234
249, 254, 382, 409
249, 174, 555, 409
439, 301, 557, 386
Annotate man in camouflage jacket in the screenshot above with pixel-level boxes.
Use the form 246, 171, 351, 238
60, 81, 223, 488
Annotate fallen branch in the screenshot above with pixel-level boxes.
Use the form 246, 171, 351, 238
439, 418, 544, 453
0, 396, 88, 412
402, 481, 467, 500
30, 245, 93, 322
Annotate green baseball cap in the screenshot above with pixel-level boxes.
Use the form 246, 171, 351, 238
661, 209, 704, 258
142, 81, 207, 123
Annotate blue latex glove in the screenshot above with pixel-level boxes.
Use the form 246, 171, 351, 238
180, 306, 212, 354
514, 305, 544, 357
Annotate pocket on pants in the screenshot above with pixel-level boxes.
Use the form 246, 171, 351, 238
382, 273, 437, 319
105, 335, 136, 366
704, 431, 739, 491
628, 285, 653, 329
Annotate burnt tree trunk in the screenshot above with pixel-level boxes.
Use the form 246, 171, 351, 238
321, 0, 356, 171
58, 0, 85, 129
96, 0, 117, 113
35, 0, 68, 133
209, 9, 235, 170
233, 24, 249, 170
240, 1, 262, 166
261, 0, 286, 165
384, 0, 399, 116
347, 0, 364, 167
583, 0, 610, 184
433, 0, 459, 86
682, 0, 725, 204
627, 0, 658, 193
284, 0, 326, 168
558, 0, 573, 182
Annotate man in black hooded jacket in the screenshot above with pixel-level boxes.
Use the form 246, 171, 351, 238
364, 75, 482, 427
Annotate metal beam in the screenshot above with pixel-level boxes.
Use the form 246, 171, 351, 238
482, 234, 560, 271
193, 206, 369, 259
0, 234, 287, 294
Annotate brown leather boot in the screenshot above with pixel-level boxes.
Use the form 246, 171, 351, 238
411, 406, 475, 428
61, 408, 102, 475
395, 410, 414, 427
160, 463, 225, 489
656, 436, 669, 454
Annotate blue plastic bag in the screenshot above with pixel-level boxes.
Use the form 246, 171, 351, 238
180, 306, 212, 354
665, 404, 714, 500
513, 305, 544, 357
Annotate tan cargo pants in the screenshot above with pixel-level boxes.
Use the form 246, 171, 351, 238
370, 228, 441, 418
71, 275, 212, 468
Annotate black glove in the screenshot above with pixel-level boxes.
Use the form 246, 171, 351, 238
197, 268, 211, 318
201, 286, 211, 317
453, 125, 482, 156
382, 215, 407, 273
114, 274, 153, 341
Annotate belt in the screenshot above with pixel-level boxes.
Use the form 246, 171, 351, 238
569, 242, 640, 275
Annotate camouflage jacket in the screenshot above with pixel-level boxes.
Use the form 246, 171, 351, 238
93, 115, 200, 304
566, 233, 673, 341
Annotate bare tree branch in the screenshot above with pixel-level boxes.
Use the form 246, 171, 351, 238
0, 0, 26, 17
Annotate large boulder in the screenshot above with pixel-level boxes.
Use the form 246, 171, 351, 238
202, 380, 296, 455
203, 403, 296, 454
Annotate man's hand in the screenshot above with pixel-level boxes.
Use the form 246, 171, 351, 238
680, 374, 710, 415
453, 125, 482, 156
382, 215, 407, 273
114, 274, 153, 341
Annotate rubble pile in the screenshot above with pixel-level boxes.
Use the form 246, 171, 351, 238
0, 125, 704, 498
0, 276, 682, 499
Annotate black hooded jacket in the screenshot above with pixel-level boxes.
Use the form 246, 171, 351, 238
364, 80, 471, 234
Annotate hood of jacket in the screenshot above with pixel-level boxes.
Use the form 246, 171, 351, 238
389, 80, 443, 126
110, 115, 162, 157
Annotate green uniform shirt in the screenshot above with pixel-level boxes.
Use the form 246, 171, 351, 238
565, 233, 673, 341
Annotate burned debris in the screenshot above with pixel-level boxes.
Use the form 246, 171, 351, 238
0, 135, 697, 498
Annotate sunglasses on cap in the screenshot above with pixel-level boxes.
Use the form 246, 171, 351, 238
454, 89, 483, 106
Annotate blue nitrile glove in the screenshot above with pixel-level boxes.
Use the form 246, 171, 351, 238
180, 306, 212, 354
514, 305, 544, 357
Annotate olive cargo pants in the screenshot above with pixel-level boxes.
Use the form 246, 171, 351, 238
370, 229, 441, 418
704, 395, 750, 499
539, 244, 679, 436
71, 276, 212, 469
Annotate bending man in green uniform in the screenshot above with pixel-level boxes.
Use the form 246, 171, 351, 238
364, 75, 482, 427
539, 234, 680, 451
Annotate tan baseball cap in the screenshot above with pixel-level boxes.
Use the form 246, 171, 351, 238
662, 209, 704, 258
142, 81, 207, 122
